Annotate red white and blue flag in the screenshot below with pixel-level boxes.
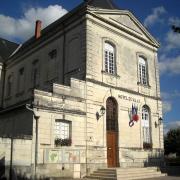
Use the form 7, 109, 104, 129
129, 104, 139, 127
132, 104, 139, 122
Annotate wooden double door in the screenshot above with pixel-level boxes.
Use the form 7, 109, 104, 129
106, 97, 119, 167
107, 131, 118, 167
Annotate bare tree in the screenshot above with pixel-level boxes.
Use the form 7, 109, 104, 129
172, 25, 180, 33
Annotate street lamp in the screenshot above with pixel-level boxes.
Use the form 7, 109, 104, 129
155, 117, 163, 128
96, 106, 106, 120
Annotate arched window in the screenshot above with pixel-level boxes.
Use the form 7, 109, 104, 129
142, 105, 151, 145
106, 97, 118, 131
104, 42, 115, 74
139, 56, 148, 85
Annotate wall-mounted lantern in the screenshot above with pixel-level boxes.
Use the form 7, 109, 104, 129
96, 106, 106, 120
155, 117, 163, 128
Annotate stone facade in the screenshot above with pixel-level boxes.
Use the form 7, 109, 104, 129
0, 2, 164, 179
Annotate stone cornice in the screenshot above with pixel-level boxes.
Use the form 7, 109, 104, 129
86, 78, 161, 101
34, 105, 86, 116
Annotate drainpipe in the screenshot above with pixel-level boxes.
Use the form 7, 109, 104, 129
9, 119, 14, 180
26, 103, 40, 180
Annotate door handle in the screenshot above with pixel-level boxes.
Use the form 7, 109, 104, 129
108, 147, 112, 150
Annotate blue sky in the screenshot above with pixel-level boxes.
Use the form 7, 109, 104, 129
0, 0, 180, 132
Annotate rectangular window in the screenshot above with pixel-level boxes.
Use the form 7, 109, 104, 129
7, 75, 13, 96
142, 106, 151, 145
139, 56, 148, 86
54, 120, 71, 146
31, 60, 40, 88
139, 64, 147, 85
104, 42, 115, 74
143, 127, 150, 143
17, 67, 25, 93
47, 49, 57, 81
105, 50, 115, 74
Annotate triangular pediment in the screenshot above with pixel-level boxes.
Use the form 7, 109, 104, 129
87, 8, 160, 47
110, 15, 142, 34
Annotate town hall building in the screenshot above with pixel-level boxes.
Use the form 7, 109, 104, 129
0, 0, 165, 179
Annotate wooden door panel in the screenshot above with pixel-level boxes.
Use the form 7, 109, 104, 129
107, 131, 117, 167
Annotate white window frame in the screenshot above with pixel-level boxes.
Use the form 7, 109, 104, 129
54, 120, 71, 140
139, 56, 148, 85
142, 106, 151, 144
104, 42, 115, 74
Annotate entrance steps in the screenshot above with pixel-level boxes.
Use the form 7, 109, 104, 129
117, 167, 167, 179
86, 169, 116, 180
86, 167, 167, 180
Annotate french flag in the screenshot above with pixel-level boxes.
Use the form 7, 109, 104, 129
132, 104, 139, 122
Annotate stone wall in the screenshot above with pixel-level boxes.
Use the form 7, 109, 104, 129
31, 77, 164, 176
0, 138, 33, 178
86, 13, 160, 98
0, 108, 33, 137
85, 79, 163, 167
3, 19, 86, 109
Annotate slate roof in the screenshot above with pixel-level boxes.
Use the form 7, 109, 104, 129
0, 38, 19, 63
85, 0, 119, 9
8, 1, 120, 60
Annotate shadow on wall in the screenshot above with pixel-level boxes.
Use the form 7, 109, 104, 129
144, 152, 165, 167
0, 107, 33, 180
15, 173, 52, 180
161, 157, 180, 177
3, 168, 51, 180
144, 153, 180, 177
0, 156, 5, 179
0, 107, 33, 138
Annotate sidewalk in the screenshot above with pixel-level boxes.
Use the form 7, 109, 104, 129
145, 177, 180, 180
51, 177, 180, 180
51, 176, 180, 180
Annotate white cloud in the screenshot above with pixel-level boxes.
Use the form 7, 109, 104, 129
169, 17, 180, 26
144, 6, 166, 27
159, 55, 180, 75
161, 92, 170, 99
162, 101, 172, 114
161, 91, 180, 100
0, 5, 67, 42
165, 31, 180, 51
164, 121, 180, 134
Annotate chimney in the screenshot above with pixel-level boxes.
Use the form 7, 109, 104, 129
35, 20, 42, 39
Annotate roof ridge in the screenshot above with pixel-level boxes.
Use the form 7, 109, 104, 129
85, 0, 119, 10
0, 37, 19, 46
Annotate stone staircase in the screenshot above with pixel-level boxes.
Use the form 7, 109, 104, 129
86, 168, 117, 180
117, 167, 167, 179
86, 167, 167, 180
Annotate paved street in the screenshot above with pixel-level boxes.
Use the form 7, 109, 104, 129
51, 176, 180, 180
144, 177, 180, 180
